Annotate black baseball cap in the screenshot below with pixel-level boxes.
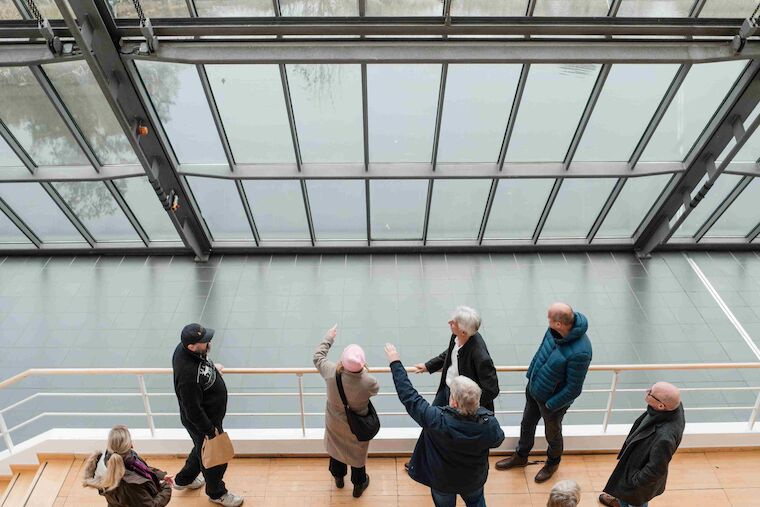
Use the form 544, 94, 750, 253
181, 323, 215, 346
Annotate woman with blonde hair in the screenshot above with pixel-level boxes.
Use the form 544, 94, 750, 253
313, 325, 379, 498
83, 425, 172, 507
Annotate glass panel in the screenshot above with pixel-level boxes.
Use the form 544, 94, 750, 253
206, 65, 295, 164
242, 180, 310, 241
307, 180, 366, 240
0, 210, 29, 244
574, 65, 680, 162
700, 0, 757, 17
52, 182, 140, 242
728, 122, 760, 163
186, 176, 253, 241
31, 0, 61, 18
485, 179, 554, 240
541, 178, 617, 239
506, 64, 601, 162
0, 137, 22, 167
281, 0, 357, 15
195, 0, 274, 15
704, 178, 760, 238
0, 184, 84, 243
438, 64, 522, 163
287, 65, 363, 163
451, 0, 527, 15
0, 0, 20, 19
427, 179, 491, 240
641, 61, 747, 162
136, 61, 227, 165
368, 64, 441, 162
107, 0, 189, 17
672, 174, 743, 237
0, 67, 88, 167
43, 61, 138, 166
113, 177, 181, 242
534, 0, 610, 15
617, 0, 694, 16
366, 0, 443, 15
370, 180, 428, 240
596, 175, 672, 239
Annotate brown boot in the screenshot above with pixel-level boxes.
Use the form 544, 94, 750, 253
494, 453, 528, 471
598, 493, 621, 507
534, 462, 559, 483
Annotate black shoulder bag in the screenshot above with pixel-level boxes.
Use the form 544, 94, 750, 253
335, 372, 380, 442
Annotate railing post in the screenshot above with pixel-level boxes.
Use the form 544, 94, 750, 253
297, 374, 306, 437
602, 371, 620, 433
137, 375, 156, 437
748, 390, 760, 430
0, 412, 14, 453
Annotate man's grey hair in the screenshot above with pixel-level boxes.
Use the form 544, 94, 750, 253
547, 480, 581, 507
451, 305, 481, 336
450, 376, 481, 417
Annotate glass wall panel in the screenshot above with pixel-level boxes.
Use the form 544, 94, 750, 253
704, 178, 760, 238
195, 0, 273, 16
0, 211, 29, 244
451, 0, 527, 15
427, 179, 491, 240
136, 61, 227, 165
0, 137, 22, 167
280, 0, 357, 15
287, 65, 363, 163
113, 177, 181, 242
31, 0, 61, 18
700, 0, 757, 17
534, 0, 610, 15
43, 61, 138, 166
438, 64, 521, 163
366, 0, 442, 15
672, 174, 743, 237
541, 178, 617, 239
485, 179, 554, 240
186, 176, 253, 241
52, 182, 140, 242
307, 180, 366, 240
641, 61, 747, 162
107, 0, 188, 17
242, 180, 310, 241
0, 183, 84, 243
206, 65, 295, 164
0, 68, 88, 167
368, 65, 441, 162
370, 180, 428, 240
574, 65, 680, 162
596, 175, 672, 239
506, 64, 601, 162
618, 0, 693, 16
0, 0, 20, 19
727, 123, 760, 163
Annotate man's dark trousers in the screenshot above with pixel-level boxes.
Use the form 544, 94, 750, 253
516, 387, 569, 466
175, 421, 228, 499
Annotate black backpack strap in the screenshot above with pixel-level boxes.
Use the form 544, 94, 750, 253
335, 372, 350, 409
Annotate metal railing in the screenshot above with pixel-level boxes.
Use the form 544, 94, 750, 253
1, 362, 760, 455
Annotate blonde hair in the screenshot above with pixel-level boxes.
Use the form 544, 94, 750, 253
83, 425, 132, 492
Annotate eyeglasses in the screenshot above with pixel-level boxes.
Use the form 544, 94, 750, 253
646, 389, 663, 404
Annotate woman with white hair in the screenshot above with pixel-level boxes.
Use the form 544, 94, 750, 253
548, 480, 581, 507
313, 325, 379, 498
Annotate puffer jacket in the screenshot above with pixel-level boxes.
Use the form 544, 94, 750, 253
526, 312, 592, 412
82, 451, 172, 507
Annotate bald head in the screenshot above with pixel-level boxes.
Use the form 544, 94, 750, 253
548, 303, 575, 337
647, 382, 681, 411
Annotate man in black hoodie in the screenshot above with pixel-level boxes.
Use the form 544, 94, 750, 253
172, 323, 243, 507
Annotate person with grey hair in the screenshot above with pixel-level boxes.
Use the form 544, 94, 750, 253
548, 480, 581, 507
386, 343, 504, 507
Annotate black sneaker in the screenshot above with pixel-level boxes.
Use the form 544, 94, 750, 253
353, 475, 370, 498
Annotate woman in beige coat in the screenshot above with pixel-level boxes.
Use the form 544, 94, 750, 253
313, 325, 379, 498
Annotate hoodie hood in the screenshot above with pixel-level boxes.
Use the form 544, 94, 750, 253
553, 312, 588, 345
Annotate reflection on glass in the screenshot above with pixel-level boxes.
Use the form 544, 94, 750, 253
113, 177, 181, 242
0, 0, 20, 19
206, 65, 295, 164
575, 65, 679, 162
195, 0, 274, 16
0, 137, 22, 167
52, 182, 140, 242
705, 178, 760, 238
451, 0, 527, 15
541, 178, 617, 238
0, 183, 84, 243
0, 210, 28, 244
43, 61, 138, 166
107, 0, 189, 17
727, 120, 760, 163
242, 180, 310, 240
186, 176, 253, 241
307, 180, 366, 240
507, 64, 601, 162
438, 64, 521, 163
427, 179, 491, 240
0, 67, 88, 167
641, 61, 747, 162
485, 179, 554, 240
596, 175, 672, 239
281, 0, 357, 15
700, 0, 757, 17
366, 0, 442, 15
534, 0, 610, 15
617, 0, 693, 16
672, 174, 743, 237
136, 61, 227, 165
368, 64, 441, 162
287, 65, 363, 163
370, 180, 428, 239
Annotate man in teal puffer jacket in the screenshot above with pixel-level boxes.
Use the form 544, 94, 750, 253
495, 303, 592, 483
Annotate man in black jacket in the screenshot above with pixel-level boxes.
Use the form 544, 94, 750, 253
598, 382, 685, 507
172, 323, 243, 507
386, 343, 504, 507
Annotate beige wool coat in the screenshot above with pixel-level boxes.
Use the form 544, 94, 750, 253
313, 334, 379, 468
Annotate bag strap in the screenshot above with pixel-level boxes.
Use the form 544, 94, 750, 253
335, 372, 350, 409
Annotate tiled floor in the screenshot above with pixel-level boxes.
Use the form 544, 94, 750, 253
1, 251, 760, 449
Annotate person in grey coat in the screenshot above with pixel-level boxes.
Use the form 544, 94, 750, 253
313, 325, 379, 498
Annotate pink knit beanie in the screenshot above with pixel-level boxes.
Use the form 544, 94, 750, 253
340, 344, 366, 373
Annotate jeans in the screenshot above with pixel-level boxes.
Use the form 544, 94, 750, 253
620, 502, 648, 507
175, 422, 228, 499
431, 487, 486, 507
516, 387, 569, 465
329, 457, 367, 486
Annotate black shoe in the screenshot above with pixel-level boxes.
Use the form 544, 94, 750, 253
534, 462, 559, 483
334, 476, 344, 489
352, 475, 370, 498
403, 461, 410, 473
494, 454, 528, 471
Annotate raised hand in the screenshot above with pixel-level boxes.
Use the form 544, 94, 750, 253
326, 324, 338, 340
384, 343, 400, 363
